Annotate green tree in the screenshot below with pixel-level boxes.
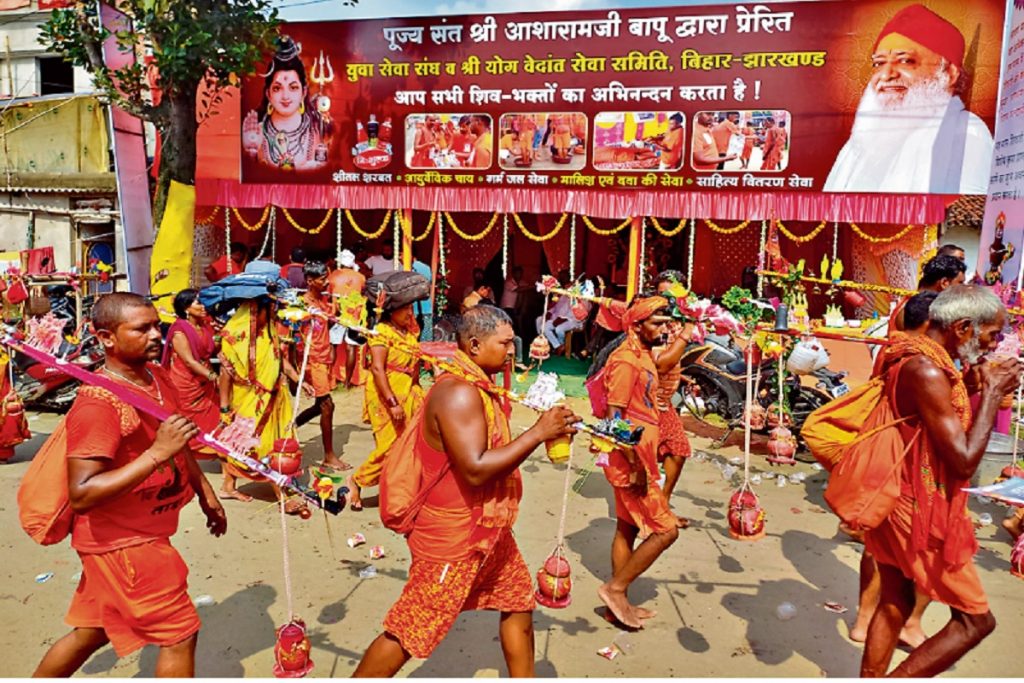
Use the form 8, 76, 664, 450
40, 0, 282, 224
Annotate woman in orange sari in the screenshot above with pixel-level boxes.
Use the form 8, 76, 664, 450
347, 302, 424, 510
162, 290, 220, 434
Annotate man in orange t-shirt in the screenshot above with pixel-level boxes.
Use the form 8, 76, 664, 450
468, 115, 493, 168
711, 112, 740, 170
658, 113, 685, 170
692, 113, 735, 171
354, 306, 579, 677
449, 115, 475, 167
283, 260, 349, 472
599, 297, 678, 630
33, 293, 226, 678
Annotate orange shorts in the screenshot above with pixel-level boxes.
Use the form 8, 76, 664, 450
866, 516, 989, 615
657, 408, 691, 462
66, 538, 201, 656
614, 480, 677, 538
305, 361, 337, 398
383, 528, 535, 659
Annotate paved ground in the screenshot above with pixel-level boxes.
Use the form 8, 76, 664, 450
1, 390, 1021, 678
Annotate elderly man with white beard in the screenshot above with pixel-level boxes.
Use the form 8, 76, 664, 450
824, 4, 993, 195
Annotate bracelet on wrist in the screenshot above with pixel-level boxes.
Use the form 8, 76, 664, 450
147, 452, 161, 470
220, 406, 232, 414
386, 396, 400, 408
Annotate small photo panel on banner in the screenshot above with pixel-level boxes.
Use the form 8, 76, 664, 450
404, 113, 493, 169
497, 112, 588, 171
691, 110, 791, 173
593, 111, 685, 172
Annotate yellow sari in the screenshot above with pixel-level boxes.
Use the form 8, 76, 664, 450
220, 302, 294, 460
353, 322, 425, 488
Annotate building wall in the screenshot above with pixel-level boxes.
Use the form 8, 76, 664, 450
0, 6, 92, 99
0, 193, 74, 268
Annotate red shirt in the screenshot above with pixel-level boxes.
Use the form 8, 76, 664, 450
67, 366, 194, 554
208, 254, 245, 282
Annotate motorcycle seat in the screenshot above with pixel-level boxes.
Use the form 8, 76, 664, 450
725, 359, 747, 375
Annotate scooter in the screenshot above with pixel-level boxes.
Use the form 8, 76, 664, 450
675, 333, 848, 456
13, 331, 104, 412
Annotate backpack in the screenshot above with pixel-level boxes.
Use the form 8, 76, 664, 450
365, 271, 429, 311
198, 271, 289, 318
379, 375, 495, 535
804, 358, 918, 530
17, 417, 72, 545
585, 333, 626, 418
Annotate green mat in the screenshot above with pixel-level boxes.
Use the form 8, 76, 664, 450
511, 356, 591, 398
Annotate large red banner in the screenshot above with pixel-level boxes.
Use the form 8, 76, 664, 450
239, 0, 1005, 196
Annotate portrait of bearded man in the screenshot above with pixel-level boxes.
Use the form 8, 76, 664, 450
824, 4, 993, 194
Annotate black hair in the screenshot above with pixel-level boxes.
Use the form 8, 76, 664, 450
290, 247, 306, 263
669, 112, 683, 125
920, 254, 967, 287
655, 270, 685, 288
903, 290, 938, 330
938, 244, 965, 259
173, 289, 199, 319
257, 35, 323, 130
455, 305, 512, 345
230, 241, 248, 256
92, 292, 152, 332
303, 260, 328, 280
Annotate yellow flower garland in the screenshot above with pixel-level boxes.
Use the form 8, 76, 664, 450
777, 219, 828, 243
580, 214, 632, 236
346, 209, 393, 239
704, 218, 751, 234
401, 211, 436, 243
848, 222, 919, 243
281, 207, 334, 235
195, 206, 220, 224
231, 206, 272, 231
649, 216, 688, 237
443, 211, 499, 241
512, 212, 569, 241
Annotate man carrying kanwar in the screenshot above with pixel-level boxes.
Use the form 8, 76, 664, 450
861, 285, 1021, 677
33, 293, 227, 677
353, 305, 579, 677
283, 260, 349, 472
598, 296, 679, 629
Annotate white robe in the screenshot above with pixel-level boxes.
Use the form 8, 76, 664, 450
824, 96, 993, 195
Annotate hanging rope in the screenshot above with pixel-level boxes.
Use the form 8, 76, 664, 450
254, 207, 274, 260
569, 214, 577, 279
638, 216, 648, 294
224, 207, 233, 275
336, 207, 343, 264
831, 221, 839, 261
687, 218, 696, 289
550, 439, 576, 565
502, 213, 509, 279
757, 219, 767, 298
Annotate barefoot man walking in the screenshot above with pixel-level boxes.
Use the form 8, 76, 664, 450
599, 297, 679, 629
354, 305, 579, 677
33, 293, 227, 677
862, 285, 1020, 676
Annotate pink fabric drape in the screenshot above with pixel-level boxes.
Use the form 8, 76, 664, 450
197, 178, 952, 224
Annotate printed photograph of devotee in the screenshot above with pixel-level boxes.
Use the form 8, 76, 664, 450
403, 113, 493, 169
690, 110, 790, 173
496, 113, 588, 171
824, 3, 994, 194
592, 111, 685, 172
241, 35, 332, 173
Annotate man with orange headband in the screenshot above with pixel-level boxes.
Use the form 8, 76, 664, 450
598, 296, 678, 629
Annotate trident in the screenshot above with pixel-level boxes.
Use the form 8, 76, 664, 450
310, 50, 334, 90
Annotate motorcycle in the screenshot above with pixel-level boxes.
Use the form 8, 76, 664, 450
675, 333, 848, 457
12, 286, 102, 412
13, 332, 104, 412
